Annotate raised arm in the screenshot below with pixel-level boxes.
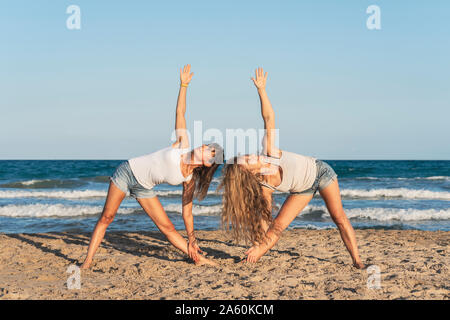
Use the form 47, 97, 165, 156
173, 64, 194, 149
251, 68, 280, 158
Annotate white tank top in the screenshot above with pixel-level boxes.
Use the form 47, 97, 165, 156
260, 150, 317, 193
128, 147, 192, 190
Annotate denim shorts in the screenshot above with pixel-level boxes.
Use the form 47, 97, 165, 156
110, 161, 156, 199
293, 160, 337, 196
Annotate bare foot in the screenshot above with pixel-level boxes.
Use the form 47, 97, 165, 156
80, 261, 91, 270
195, 255, 218, 267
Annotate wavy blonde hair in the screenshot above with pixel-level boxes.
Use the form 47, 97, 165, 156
219, 157, 273, 244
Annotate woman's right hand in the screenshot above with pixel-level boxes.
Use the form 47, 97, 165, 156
353, 261, 367, 269
80, 260, 91, 269
245, 245, 266, 263
251, 67, 268, 90
188, 239, 204, 263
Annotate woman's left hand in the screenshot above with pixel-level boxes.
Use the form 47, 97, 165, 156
251, 67, 268, 90
180, 64, 194, 85
245, 245, 265, 263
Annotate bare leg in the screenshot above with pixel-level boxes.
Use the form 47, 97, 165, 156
137, 197, 217, 266
246, 194, 313, 262
319, 179, 365, 269
81, 181, 126, 269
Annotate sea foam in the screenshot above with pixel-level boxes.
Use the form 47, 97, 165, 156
339, 188, 450, 200
298, 205, 450, 221
0, 189, 221, 199
0, 203, 222, 218
0, 204, 137, 218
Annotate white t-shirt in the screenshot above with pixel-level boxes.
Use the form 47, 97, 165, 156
128, 147, 192, 190
261, 150, 317, 193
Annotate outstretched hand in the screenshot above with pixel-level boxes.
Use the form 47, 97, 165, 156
180, 64, 194, 85
251, 67, 268, 90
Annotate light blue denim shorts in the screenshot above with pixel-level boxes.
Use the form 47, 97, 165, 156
293, 160, 337, 196
110, 161, 156, 199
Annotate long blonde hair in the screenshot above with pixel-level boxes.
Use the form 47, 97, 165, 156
219, 157, 273, 244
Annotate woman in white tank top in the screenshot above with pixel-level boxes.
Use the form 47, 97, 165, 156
220, 68, 365, 269
81, 65, 223, 269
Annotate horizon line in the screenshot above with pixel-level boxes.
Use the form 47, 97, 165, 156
1, 159, 449, 161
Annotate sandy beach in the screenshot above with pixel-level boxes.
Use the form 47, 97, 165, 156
0, 229, 448, 300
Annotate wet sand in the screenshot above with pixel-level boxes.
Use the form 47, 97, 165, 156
0, 229, 448, 299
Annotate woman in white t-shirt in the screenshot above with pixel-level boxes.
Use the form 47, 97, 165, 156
81, 65, 223, 269
220, 68, 365, 269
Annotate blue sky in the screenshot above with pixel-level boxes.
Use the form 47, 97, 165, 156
1, 0, 449, 159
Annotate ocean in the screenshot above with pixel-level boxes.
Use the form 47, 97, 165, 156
0, 160, 448, 234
